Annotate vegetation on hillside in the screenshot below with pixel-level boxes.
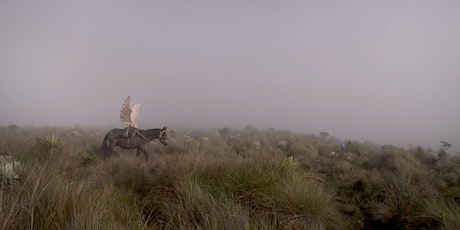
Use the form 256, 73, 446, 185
0, 125, 459, 229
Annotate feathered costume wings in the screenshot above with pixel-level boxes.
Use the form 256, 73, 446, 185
120, 96, 140, 127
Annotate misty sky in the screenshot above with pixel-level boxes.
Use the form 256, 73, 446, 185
1, 1, 459, 151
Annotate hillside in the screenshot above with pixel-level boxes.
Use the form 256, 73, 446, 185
1, 125, 459, 229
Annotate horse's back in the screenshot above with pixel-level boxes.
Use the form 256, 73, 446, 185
111, 128, 123, 132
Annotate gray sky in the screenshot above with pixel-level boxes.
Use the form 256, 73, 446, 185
1, 0, 459, 151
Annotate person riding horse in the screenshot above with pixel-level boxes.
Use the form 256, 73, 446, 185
100, 96, 168, 161
120, 96, 143, 140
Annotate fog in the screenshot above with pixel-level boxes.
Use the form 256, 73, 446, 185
1, 1, 459, 152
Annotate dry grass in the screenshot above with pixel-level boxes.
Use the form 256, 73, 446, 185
0, 126, 459, 229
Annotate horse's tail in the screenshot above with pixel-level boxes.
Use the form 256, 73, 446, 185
100, 132, 111, 157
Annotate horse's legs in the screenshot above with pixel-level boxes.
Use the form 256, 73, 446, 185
108, 140, 117, 157
138, 146, 149, 161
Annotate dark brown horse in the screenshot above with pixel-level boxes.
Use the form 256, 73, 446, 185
100, 126, 168, 161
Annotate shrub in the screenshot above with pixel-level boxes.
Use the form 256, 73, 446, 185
34, 135, 63, 158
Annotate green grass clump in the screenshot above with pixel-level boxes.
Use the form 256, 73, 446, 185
139, 153, 350, 229
415, 199, 460, 229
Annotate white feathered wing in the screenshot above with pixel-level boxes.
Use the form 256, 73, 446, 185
120, 96, 140, 127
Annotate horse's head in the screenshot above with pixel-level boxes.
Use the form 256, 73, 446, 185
159, 126, 168, 145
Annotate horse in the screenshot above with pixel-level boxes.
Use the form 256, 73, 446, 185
100, 126, 168, 161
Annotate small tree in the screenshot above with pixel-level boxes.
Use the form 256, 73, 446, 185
319, 131, 329, 139
439, 140, 451, 159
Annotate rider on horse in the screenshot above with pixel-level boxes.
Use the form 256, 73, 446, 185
120, 96, 142, 139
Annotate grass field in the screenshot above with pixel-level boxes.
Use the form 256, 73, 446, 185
0, 125, 459, 229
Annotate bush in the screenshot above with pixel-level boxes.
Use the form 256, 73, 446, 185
34, 134, 63, 158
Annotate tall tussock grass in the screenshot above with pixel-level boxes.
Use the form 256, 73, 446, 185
0, 126, 459, 229
2, 153, 145, 229
140, 153, 349, 229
